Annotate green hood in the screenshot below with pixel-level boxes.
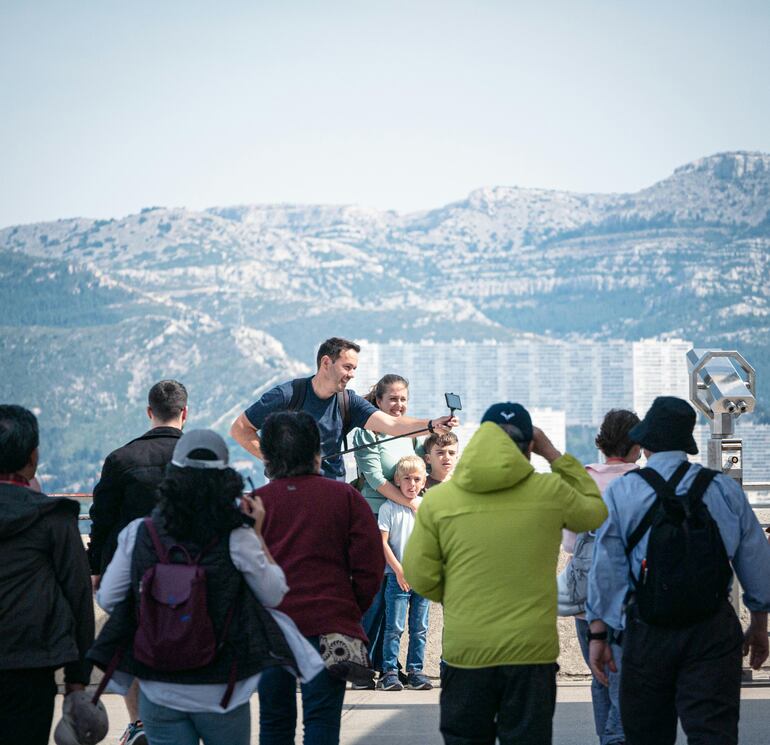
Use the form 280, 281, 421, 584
453, 422, 534, 493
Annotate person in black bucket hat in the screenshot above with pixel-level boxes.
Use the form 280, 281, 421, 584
585, 396, 770, 745
627, 396, 699, 455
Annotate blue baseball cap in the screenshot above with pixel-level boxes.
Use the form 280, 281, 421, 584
481, 403, 533, 443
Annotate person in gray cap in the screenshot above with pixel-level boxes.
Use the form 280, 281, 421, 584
403, 403, 608, 745
586, 396, 770, 745
89, 429, 323, 745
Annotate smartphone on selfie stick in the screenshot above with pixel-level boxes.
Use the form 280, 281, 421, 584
445, 392, 462, 419
325, 391, 463, 459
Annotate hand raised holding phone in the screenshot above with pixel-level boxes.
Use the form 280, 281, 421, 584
240, 493, 266, 533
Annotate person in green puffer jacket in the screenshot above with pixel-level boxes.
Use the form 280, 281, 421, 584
403, 403, 607, 745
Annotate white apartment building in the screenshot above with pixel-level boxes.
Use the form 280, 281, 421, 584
353, 337, 691, 427
350, 338, 768, 481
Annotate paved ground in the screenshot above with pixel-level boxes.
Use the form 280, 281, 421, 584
50, 682, 770, 744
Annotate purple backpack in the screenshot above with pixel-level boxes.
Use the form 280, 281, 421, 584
133, 518, 220, 671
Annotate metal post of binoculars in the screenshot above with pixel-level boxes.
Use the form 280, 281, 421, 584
688, 349, 758, 680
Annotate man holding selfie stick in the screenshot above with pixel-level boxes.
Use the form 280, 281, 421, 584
230, 337, 458, 480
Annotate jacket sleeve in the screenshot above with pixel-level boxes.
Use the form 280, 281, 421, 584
49, 509, 95, 685
402, 496, 443, 602
552, 454, 608, 533
346, 486, 385, 614
88, 452, 123, 574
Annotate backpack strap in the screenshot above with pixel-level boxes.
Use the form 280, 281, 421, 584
684, 467, 719, 513
91, 646, 126, 705
143, 517, 169, 563
337, 389, 351, 450
287, 378, 309, 411
625, 461, 691, 556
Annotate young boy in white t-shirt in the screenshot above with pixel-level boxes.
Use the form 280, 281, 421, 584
377, 455, 432, 691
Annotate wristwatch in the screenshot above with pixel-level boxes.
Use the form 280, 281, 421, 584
586, 629, 608, 642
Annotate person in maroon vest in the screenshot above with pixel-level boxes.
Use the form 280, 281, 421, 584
256, 410, 384, 745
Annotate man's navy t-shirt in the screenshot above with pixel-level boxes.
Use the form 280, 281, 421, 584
244, 378, 377, 480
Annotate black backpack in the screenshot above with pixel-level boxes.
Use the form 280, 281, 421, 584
625, 461, 732, 628
287, 377, 351, 450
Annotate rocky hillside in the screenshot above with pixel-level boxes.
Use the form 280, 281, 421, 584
2, 151, 768, 488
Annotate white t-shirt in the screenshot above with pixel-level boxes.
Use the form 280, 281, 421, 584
378, 497, 422, 572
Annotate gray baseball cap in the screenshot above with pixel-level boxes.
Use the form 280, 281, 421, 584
171, 429, 229, 469
53, 691, 109, 745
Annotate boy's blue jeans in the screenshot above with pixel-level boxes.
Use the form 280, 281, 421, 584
382, 572, 430, 673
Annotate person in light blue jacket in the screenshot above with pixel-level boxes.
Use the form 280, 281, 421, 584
586, 397, 770, 745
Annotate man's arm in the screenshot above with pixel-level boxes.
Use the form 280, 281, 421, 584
88, 453, 122, 578
529, 426, 606, 533
744, 611, 769, 670
230, 385, 289, 461
230, 412, 263, 460
50, 509, 95, 686
588, 619, 617, 687
364, 410, 458, 438
402, 497, 444, 602
585, 484, 630, 631
725, 477, 770, 614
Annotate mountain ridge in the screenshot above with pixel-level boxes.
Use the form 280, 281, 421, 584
2, 150, 769, 489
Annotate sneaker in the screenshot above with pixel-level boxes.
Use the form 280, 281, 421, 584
406, 672, 434, 690
118, 721, 148, 745
350, 679, 376, 690
377, 671, 403, 691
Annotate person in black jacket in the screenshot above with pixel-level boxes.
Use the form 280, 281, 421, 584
87, 378, 187, 745
0, 404, 95, 745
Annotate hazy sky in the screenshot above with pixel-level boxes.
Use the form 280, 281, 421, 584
2, 0, 769, 227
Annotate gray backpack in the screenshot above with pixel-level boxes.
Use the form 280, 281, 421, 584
557, 531, 595, 616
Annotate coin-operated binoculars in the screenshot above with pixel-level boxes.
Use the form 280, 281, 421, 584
687, 349, 756, 484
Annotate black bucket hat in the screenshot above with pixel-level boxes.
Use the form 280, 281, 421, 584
628, 396, 698, 455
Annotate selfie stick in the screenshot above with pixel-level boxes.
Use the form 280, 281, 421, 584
323, 392, 461, 461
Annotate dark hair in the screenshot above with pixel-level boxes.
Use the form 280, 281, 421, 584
423, 431, 458, 454
595, 409, 641, 458
148, 380, 188, 422
316, 337, 361, 369
157, 465, 244, 546
364, 374, 409, 406
0, 405, 39, 473
499, 423, 531, 454
260, 411, 321, 480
